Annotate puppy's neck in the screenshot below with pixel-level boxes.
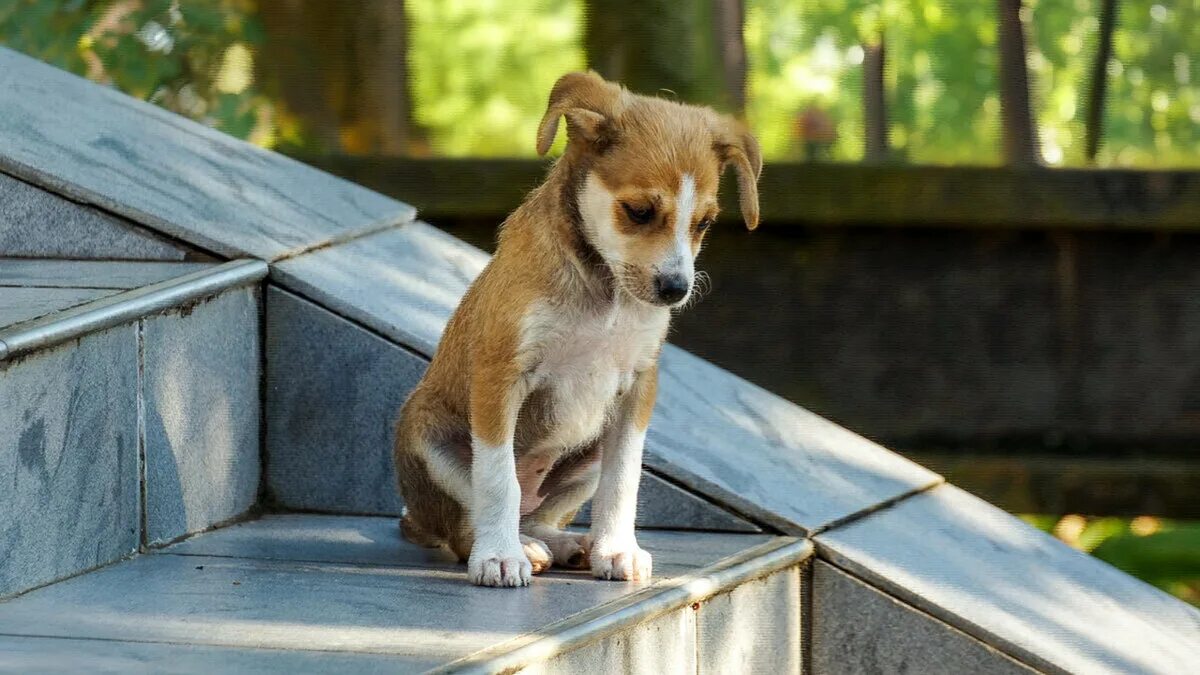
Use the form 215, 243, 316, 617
520, 153, 617, 306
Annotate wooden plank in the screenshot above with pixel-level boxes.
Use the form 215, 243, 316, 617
300, 155, 1200, 231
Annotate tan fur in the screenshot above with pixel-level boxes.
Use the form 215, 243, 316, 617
394, 71, 760, 581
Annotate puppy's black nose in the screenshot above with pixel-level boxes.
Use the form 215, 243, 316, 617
653, 273, 689, 304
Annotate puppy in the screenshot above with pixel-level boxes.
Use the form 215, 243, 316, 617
394, 71, 761, 588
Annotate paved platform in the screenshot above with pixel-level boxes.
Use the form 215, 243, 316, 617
0, 515, 808, 673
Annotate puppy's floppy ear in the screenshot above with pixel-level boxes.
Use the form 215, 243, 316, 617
537, 71, 621, 156
714, 119, 764, 230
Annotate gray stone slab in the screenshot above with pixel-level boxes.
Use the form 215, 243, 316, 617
265, 286, 427, 514
696, 566, 801, 674
0, 170, 197, 261
815, 484, 1200, 675
274, 222, 939, 534
0, 635, 437, 674
647, 346, 941, 534
529, 607, 696, 675
143, 286, 261, 545
812, 560, 1035, 675
573, 471, 761, 533
163, 514, 774, 579
0, 259, 212, 289
271, 221, 488, 357
0, 48, 413, 260
0, 527, 775, 666
266, 285, 756, 532
0, 326, 139, 598
0, 286, 120, 328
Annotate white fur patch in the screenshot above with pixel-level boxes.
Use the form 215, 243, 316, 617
589, 421, 653, 581
675, 174, 697, 242
580, 173, 622, 264
521, 298, 667, 453
468, 436, 530, 586
665, 174, 698, 300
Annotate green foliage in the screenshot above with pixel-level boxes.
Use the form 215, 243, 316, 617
745, 0, 1002, 164
0, 0, 1195, 165
1098, 0, 1200, 167
744, 0, 1198, 167
1025, 515, 1200, 606
1092, 524, 1200, 603
406, 0, 585, 157
0, 0, 277, 146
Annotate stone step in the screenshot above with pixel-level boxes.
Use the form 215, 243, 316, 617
0, 514, 811, 674
0, 258, 266, 599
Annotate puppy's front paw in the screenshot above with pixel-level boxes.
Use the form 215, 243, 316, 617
468, 543, 532, 588
591, 544, 652, 581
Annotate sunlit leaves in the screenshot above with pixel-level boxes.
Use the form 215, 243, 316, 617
0, 0, 278, 147
0, 0, 1194, 164
407, 0, 585, 157
744, 0, 1197, 166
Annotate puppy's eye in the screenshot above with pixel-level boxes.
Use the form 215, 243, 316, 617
696, 217, 715, 232
621, 202, 655, 224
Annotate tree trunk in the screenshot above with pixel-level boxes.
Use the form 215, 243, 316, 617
712, 0, 747, 116
863, 40, 890, 163
1085, 0, 1118, 164
585, 0, 729, 110
257, 0, 342, 150
996, 0, 1040, 166
354, 0, 421, 155
257, 0, 422, 155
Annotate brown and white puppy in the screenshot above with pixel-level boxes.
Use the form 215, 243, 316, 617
394, 72, 761, 588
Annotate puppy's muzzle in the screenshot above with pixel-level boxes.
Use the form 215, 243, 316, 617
652, 273, 690, 305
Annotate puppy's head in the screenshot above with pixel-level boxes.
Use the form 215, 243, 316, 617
538, 71, 762, 308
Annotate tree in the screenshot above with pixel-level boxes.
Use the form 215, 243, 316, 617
713, 0, 749, 116
862, 38, 889, 162
1084, 0, 1118, 163
585, 0, 735, 111
997, 0, 1040, 165
257, 1, 423, 155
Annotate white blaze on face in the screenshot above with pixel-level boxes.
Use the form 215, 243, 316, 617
580, 173, 622, 262
666, 173, 697, 286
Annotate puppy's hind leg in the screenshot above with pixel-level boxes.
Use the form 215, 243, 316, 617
521, 444, 602, 570
393, 413, 472, 553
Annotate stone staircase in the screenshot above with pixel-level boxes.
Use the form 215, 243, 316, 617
1, 46, 1198, 673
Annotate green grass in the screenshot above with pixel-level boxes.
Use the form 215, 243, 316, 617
1021, 515, 1200, 607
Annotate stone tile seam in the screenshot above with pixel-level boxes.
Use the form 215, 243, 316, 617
0, 164, 227, 262
0, 550, 141, 604
0, 631, 427, 660
807, 477, 946, 538
809, 558, 1053, 675
142, 509, 266, 552
255, 281, 273, 513
0, 259, 267, 360
800, 558, 815, 675
0, 284, 135, 291
433, 537, 813, 675
268, 209, 418, 264
136, 320, 149, 553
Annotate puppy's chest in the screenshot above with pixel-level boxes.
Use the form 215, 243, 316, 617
523, 304, 665, 448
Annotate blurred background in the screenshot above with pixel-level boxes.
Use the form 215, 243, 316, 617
3, 0, 1197, 603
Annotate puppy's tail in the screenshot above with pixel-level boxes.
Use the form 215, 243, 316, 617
399, 507, 444, 549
